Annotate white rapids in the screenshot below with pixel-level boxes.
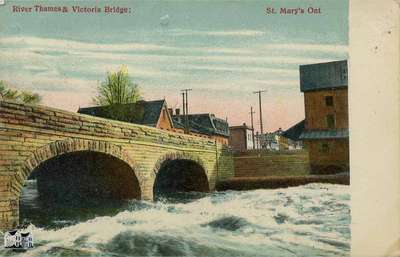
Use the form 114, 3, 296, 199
0, 183, 350, 257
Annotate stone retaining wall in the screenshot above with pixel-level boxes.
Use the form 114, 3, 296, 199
233, 150, 310, 177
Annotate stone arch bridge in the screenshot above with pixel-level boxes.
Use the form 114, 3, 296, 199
0, 101, 234, 230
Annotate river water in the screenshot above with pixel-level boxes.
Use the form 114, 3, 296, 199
1, 181, 350, 257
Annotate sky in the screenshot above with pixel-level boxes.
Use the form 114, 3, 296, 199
0, 0, 348, 132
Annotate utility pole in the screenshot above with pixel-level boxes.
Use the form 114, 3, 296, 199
185, 91, 189, 115
181, 89, 192, 134
253, 90, 267, 134
182, 92, 186, 115
249, 106, 255, 149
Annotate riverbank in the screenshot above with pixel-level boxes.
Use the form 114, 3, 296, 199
216, 173, 349, 191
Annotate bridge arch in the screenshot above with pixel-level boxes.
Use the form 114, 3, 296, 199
17, 139, 143, 200
151, 152, 210, 199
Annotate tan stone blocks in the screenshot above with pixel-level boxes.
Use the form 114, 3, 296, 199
0, 101, 235, 230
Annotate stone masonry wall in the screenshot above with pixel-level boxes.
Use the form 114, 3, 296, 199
233, 150, 310, 177
0, 101, 234, 230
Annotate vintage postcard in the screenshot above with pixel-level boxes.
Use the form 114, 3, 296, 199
0, 0, 397, 256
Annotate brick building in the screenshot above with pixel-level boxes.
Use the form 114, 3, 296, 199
299, 60, 349, 174
229, 123, 254, 151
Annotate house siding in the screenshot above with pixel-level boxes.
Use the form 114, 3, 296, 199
229, 126, 254, 151
305, 139, 349, 174
229, 128, 246, 151
157, 108, 174, 131
304, 89, 348, 130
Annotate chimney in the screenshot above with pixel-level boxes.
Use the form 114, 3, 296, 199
168, 108, 173, 116
175, 108, 180, 115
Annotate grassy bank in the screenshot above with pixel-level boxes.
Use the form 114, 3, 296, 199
216, 174, 349, 191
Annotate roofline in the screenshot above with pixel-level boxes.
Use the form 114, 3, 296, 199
299, 129, 349, 140
78, 99, 167, 110
283, 119, 305, 131
299, 59, 348, 68
207, 113, 230, 137
175, 125, 229, 138
229, 125, 253, 130
155, 99, 175, 129
172, 120, 229, 138
172, 113, 211, 117
301, 137, 349, 140
301, 85, 348, 93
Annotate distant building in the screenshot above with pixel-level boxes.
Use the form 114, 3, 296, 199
78, 100, 175, 131
172, 112, 230, 144
281, 120, 305, 150
229, 123, 254, 151
299, 60, 349, 174
256, 128, 284, 150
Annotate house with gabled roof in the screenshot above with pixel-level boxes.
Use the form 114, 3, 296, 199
171, 113, 230, 144
281, 120, 305, 150
78, 100, 230, 144
78, 99, 175, 131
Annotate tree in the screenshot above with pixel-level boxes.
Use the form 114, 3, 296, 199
93, 65, 141, 106
0, 81, 19, 101
0, 81, 42, 105
19, 91, 42, 105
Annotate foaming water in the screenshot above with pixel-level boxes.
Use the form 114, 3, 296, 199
0, 182, 350, 257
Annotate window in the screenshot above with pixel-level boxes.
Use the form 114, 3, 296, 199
320, 142, 330, 153
325, 96, 334, 107
326, 114, 335, 129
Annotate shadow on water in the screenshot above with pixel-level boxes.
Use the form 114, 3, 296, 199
19, 180, 131, 229
20, 180, 209, 229
152, 159, 210, 202
20, 150, 144, 229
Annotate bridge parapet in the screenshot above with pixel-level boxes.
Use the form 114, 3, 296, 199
0, 101, 219, 150
0, 101, 234, 230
